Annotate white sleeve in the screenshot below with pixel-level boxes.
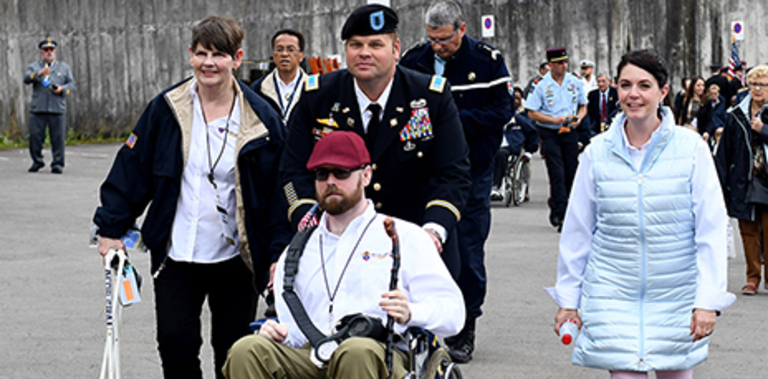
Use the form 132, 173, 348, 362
401, 226, 465, 338
545, 146, 597, 309
691, 139, 737, 311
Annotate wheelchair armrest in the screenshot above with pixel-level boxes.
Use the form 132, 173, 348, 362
250, 317, 279, 332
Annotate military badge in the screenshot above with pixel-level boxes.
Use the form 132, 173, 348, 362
508, 81, 514, 96
404, 141, 416, 151
342, 107, 350, 114
331, 103, 340, 112
410, 98, 427, 108
312, 127, 334, 139
396, 106, 404, 113
316, 116, 339, 128
400, 107, 433, 141
305, 74, 319, 91
468, 72, 476, 81
347, 118, 355, 127
390, 118, 398, 127
429, 75, 446, 93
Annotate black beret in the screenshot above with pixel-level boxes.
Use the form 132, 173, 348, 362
341, 4, 398, 40
39, 39, 57, 49
546, 47, 567, 62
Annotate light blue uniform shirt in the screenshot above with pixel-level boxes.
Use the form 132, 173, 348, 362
525, 72, 586, 130
433, 55, 446, 76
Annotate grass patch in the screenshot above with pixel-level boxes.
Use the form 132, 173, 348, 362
0, 128, 129, 150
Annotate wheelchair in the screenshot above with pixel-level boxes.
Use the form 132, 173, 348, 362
250, 319, 462, 379
499, 149, 531, 207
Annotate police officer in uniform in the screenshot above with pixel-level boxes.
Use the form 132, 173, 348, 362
525, 47, 586, 231
280, 4, 471, 279
24, 39, 76, 174
399, 0, 513, 363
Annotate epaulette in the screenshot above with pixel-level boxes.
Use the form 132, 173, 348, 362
477, 42, 501, 61
429, 75, 446, 93
534, 77, 542, 84
402, 41, 428, 59
738, 86, 749, 94
304, 74, 320, 92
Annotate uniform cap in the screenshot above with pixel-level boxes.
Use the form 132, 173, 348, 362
340, 4, 398, 40
580, 60, 594, 68
546, 47, 567, 62
307, 131, 371, 170
39, 39, 57, 49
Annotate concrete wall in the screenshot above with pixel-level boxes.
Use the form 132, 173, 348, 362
2, 0, 766, 138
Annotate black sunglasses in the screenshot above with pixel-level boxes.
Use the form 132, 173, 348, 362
315, 165, 366, 181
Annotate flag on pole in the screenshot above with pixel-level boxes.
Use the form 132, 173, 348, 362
728, 36, 742, 83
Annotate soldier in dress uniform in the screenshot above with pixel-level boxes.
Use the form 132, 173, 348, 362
398, 0, 514, 363
279, 3, 471, 279
525, 46, 587, 231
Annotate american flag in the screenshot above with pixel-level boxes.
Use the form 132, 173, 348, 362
298, 203, 320, 231
728, 39, 742, 83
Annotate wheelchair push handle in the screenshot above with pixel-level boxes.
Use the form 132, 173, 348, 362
383, 217, 401, 379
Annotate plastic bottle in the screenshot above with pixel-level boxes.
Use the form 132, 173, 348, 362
559, 319, 579, 345
41, 63, 51, 87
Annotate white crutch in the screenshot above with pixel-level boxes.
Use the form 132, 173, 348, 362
100, 249, 126, 379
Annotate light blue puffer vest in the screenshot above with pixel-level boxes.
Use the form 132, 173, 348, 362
573, 109, 709, 371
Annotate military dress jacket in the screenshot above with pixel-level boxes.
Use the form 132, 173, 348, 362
280, 67, 471, 233
400, 36, 514, 179
23, 60, 76, 114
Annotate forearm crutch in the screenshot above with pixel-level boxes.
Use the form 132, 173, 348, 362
100, 249, 126, 379
383, 217, 401, 379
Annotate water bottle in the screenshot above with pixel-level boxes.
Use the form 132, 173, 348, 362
41, 64, 51, 87
559, 319, 579, 345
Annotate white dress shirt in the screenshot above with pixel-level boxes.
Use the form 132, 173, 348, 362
274, 200, 465, 348
276, 70, 303, 119
167, 79, 241, 263
546, 121, 736, 311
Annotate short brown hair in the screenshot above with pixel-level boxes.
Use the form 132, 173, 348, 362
191, 15, 243, 57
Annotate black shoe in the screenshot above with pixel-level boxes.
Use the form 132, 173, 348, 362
549, 213, 562, 228
264, 288, 277, 318
51, 166, 63, 174
28, 162, 44, 172
447, 317, 475, 364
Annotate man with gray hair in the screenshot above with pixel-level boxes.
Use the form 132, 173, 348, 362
586, 72, 618, 136
400, 0, 514, 364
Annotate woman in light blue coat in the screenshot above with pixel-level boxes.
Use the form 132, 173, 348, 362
547, 50, 736, 379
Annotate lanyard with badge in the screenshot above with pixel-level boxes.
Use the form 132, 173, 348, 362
200, 89, 238, 246
274, 71, 303, 120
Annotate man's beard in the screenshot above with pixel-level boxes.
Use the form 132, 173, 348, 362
318, 178, 364, 216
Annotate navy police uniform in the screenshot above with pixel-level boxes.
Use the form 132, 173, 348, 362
400, 36, 513, 320
280, 67, 471, 277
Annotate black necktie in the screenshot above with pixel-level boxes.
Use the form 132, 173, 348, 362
366, 103, 381, 153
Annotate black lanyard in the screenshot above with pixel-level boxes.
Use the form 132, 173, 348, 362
200, 89, 237, 188
274, 71, 302, 118
319, 214, 376, 314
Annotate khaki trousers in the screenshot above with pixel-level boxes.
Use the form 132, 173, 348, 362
738, 206, 768, 287
223, 335, 408, 379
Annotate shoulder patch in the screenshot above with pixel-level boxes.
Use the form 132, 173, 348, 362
305, 74, 320, 91
477, 43, 501, 61
738, 86, 749, 94
429, 75, 446, 93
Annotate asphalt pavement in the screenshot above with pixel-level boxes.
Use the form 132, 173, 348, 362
1, 143, 766, 378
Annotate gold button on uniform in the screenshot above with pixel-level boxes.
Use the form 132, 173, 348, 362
372, 163, 377, 171
417, 151, 424, 158
373, 183, 381, 191
375, 202, 382, 209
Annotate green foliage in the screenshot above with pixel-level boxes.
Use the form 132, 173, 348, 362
0, 128, 128, 150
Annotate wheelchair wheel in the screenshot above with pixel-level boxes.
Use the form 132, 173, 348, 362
503, 156, 516, 207
512, 154, 530, 206
443, 362, 462, 379
424, 347, 452, 379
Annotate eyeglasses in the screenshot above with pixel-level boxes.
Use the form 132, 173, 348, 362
315, 165, 366, 181
273, 46, 300, 54
426, 30, 457, 46
750, 83, 768, 90
42, 47, 55, 52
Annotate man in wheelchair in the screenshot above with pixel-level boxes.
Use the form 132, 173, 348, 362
491, 108, 539, 201
223, 131, 465, 378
